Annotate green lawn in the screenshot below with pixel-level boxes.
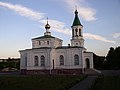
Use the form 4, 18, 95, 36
0, 75, 85, 90
90, 75, 120, 90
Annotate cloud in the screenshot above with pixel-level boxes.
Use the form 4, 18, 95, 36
62, 0, 96, 21
0, 2, 44, 21
40, 19, 115, 44
0, 1, 114, 44
0, 1, 70, 35
40, 19, 71, 35
112, 33, 120, 39
84, 33, 116, 44
0, 1, 70, 34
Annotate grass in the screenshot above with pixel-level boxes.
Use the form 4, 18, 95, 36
0, 75, 85, 90
90, 75, 120, 90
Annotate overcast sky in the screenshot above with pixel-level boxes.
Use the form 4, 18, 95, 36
0, 0, 120, 58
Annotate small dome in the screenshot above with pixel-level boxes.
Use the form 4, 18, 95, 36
45, 17, 50, 30
45, 23, 50, 29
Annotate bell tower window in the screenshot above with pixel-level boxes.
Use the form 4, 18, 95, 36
79, 29, 82, 36
72, 29, 74, 37
75, 28, 78, 36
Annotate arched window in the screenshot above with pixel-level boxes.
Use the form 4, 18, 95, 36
75, 28, 78, 36
72, 29, 74, 37
47, 41, 49, 45
79, 29, 82, 36
41, 55, 45, 66
38, 41, 41, 45
34, 56, 39, 66
74, 55, 79, 65
60, 55, 64, 65
76, 43, 78, 45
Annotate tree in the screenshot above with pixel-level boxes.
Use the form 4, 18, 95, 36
106, 47, 115, 69
93, 53, 105, 69
106, 46, 120, 69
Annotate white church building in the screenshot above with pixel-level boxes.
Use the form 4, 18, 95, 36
19, 10, 94, 75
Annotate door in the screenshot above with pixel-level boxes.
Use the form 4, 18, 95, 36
86, 58, 90, 68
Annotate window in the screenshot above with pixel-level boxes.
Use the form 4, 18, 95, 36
74, 55, 79, 65
38, 41, 41, 45
72, 29, 74, 37
32, 42, 35, 47
60, 55, 64, 65
75, 28, 78, 36
41, 55, 45, 66
47, 41, 49, 45
79, 29, 82, 36
76, 43, 78, 45
34, 56, 39, 66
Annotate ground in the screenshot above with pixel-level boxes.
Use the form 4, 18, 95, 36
89, 70, 120, 90
0, 73, 85, 90
0, 70, 120, 90
90, 75, 120, 90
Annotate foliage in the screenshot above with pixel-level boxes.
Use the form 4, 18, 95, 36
106, 46, 120, 69
0, 61, 20, 70
0, 75, 85, 90
93, 46, 120, 70
93, 53, 105, 69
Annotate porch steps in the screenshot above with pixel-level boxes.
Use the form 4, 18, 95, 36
84, 68, 101, 75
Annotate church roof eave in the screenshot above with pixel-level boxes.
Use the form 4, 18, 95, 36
32, 35, 55, 40
56, 46, 84, 49
32, 35, 63, 41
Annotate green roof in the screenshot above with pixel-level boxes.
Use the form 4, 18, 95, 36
72, 10, 82, 26
32, 35, 55, 40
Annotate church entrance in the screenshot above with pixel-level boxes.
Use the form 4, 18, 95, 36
86, 58, 90, 68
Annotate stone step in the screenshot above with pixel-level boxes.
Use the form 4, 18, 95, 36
84, 69, 101, 75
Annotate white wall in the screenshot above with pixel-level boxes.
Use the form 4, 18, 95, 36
20, 47, 94, 71
20, 49, 51, 70
32, 38, 62, 48
55, 48, 84, 69
84, 52, 94, 68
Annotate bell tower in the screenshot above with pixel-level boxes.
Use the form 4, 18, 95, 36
71, 9, 84, 47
